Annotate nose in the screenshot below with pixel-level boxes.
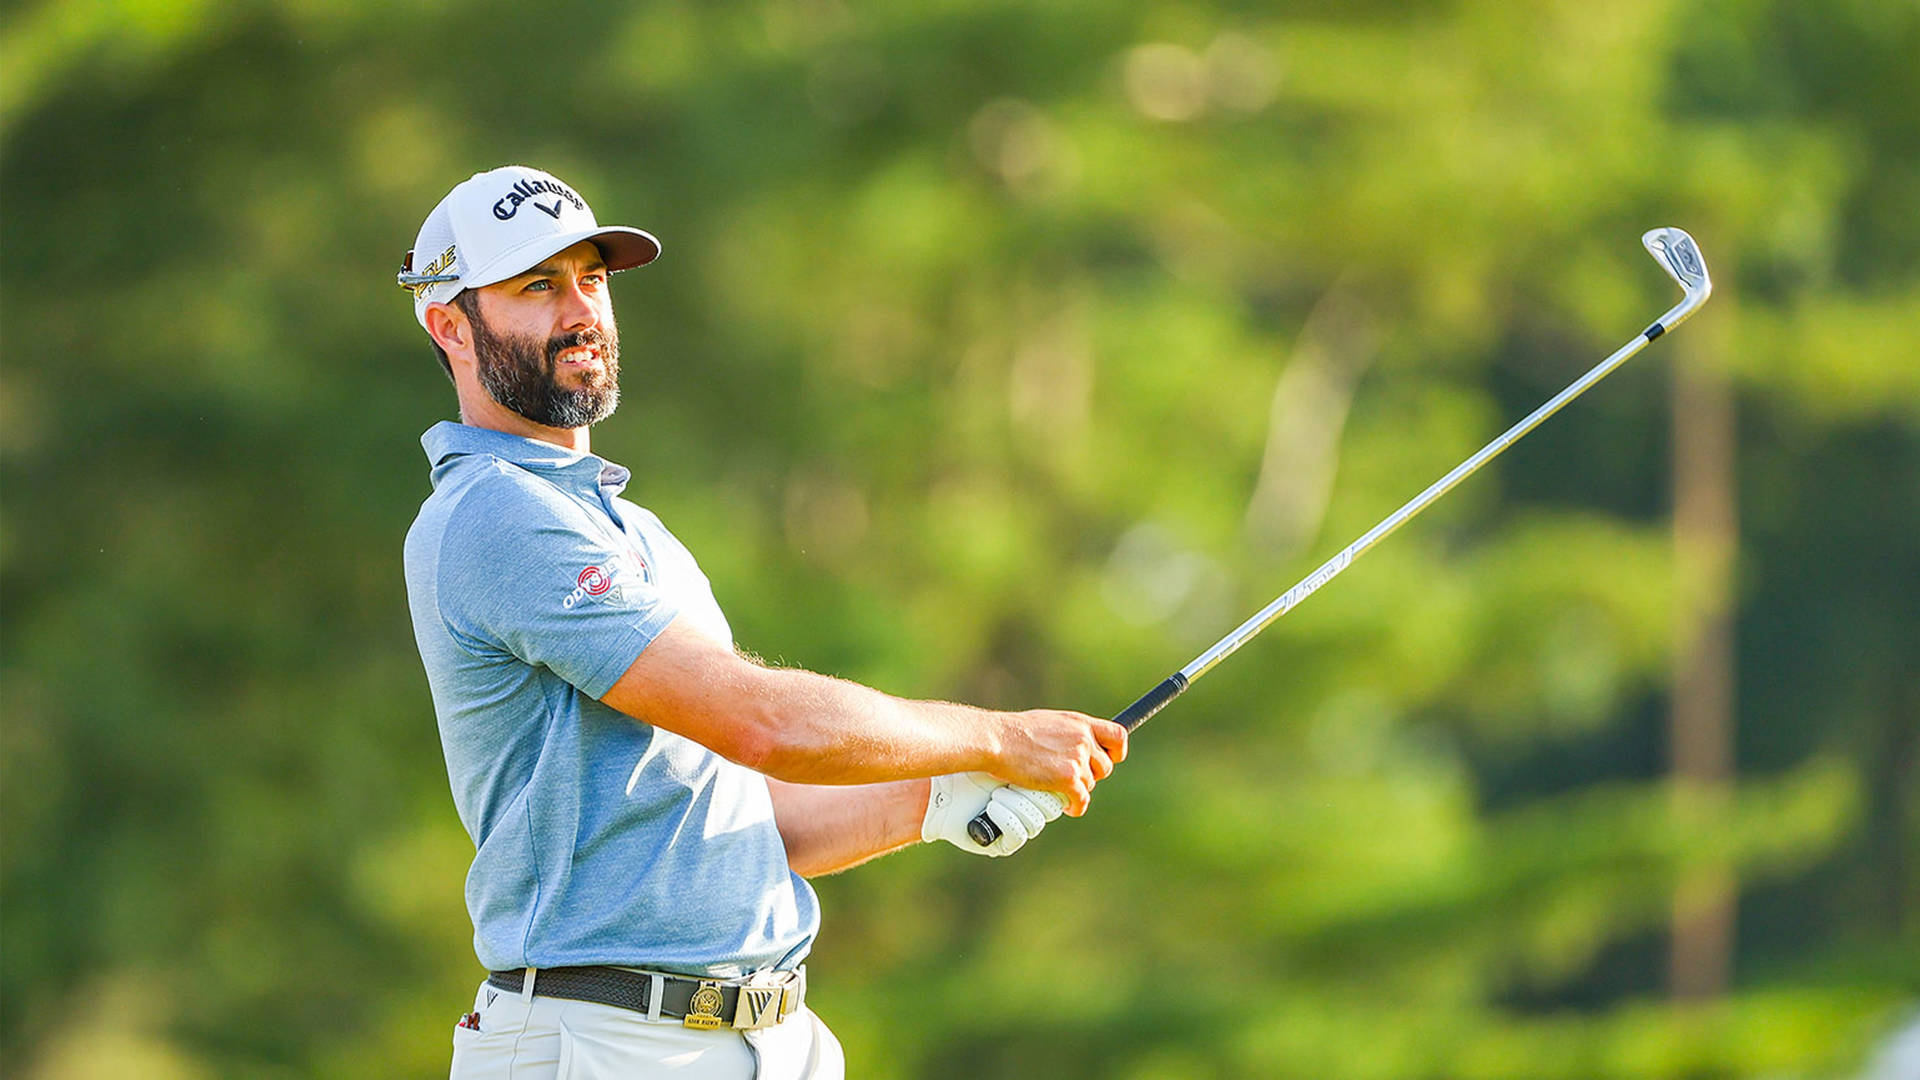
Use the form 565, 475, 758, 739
558, 279, 599, 334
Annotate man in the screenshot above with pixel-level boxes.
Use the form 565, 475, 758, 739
399, 166, 1127, 1079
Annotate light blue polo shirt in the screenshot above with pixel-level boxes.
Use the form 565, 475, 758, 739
403, 421, 818, 978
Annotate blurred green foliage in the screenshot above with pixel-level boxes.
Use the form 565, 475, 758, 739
2, 1, 1915, 1077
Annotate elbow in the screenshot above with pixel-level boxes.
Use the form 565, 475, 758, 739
698, 663, 833, 782
721, 703, 810, 780
725, 722, 780, 775
732, 714, 834, 784
740, 736, 817, 784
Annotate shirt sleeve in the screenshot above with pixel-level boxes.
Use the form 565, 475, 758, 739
435, 475, 680, 699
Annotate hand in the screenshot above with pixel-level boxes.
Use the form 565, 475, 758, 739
990, 709, 1128, 816
922, 773, 1064, 856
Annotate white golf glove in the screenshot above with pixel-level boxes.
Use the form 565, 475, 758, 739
922, 773, 1064, 857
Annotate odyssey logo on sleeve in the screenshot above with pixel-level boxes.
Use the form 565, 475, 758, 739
561, 551, 651, 610
563, 563, 622, 609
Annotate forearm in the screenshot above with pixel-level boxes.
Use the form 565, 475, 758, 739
742, 665, 1006, 786
765, 776, 931, 877
601, 622, 1123, 807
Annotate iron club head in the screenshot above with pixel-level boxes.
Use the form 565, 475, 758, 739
1641, 227, 1712, 333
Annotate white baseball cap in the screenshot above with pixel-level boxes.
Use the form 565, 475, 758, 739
397, 165, 661, 328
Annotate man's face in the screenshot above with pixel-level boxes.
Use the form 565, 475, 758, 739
467, 241, 621, 430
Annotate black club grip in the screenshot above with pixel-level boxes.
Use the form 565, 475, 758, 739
967, 673, 1189, 846
1110, 671, 1189, 731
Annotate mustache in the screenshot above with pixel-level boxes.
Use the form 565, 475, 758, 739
545, 328, 616, 364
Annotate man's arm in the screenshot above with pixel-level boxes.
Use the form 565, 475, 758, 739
599, 621, 1126, 814
765, 776, 1064, 874
763, 777, 930, 878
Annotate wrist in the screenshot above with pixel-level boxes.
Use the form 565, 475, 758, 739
911, 777, 935, 841
974, 708, 1013, 778
921, 773, 965, 845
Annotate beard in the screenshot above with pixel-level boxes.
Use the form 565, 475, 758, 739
470, 309, 621, 430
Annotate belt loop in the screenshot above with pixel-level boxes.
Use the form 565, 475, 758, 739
645, 973, 664, 1023
521, 967, 537, 1004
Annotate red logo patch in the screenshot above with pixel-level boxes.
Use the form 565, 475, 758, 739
577, 566, 613, 596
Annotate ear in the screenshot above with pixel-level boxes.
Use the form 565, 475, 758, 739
425, 299, 474, 361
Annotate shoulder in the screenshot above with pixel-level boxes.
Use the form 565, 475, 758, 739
619, 500, 673, 537
425, 458, 590, 561
455, 456, 574, 512
616, 499, 708, 567
615, 499, 690, 547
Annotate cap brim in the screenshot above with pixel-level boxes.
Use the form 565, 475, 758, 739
464, 225, 662, 289
583, 226, 662, 272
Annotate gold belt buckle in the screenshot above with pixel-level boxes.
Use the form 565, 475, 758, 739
683, 981, 726, 1030
730, 972, 789, 1030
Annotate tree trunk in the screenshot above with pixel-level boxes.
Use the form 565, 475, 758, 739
1670, 305, 1738, 1001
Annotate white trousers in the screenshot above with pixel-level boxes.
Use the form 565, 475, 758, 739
450, 978, 845, 1079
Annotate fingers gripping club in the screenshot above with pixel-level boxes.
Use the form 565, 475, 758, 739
966, 674, 1187, 846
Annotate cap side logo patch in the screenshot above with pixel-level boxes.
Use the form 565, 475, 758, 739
401, 244, 458, 296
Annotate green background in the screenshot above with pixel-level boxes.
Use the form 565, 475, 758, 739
2, 1, 1915, 1076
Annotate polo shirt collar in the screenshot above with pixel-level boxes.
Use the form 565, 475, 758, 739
421, 421, 631, 496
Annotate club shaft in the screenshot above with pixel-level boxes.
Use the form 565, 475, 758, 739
1181, 326, 1657, 685
968, 282, 1705, 846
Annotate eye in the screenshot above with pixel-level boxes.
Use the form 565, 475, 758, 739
582, 273, 607, 287
523, 279, 553, 293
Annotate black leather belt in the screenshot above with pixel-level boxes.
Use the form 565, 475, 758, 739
487, 965, 805, 1030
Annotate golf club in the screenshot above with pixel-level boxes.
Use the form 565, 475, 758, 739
972, 227, 1713, 846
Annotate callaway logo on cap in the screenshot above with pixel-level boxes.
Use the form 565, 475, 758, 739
397, 165, 661, 327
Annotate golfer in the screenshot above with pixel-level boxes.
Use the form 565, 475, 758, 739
399, 166, 1127, 1079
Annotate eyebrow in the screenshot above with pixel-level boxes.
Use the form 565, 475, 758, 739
518, 259, 609, 279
